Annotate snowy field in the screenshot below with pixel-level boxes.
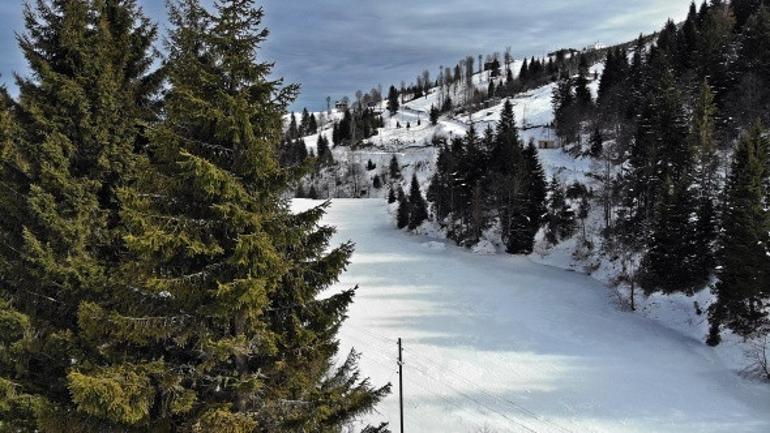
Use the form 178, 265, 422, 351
293, 199, 770, 433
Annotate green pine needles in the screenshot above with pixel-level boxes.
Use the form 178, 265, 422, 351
0, 1, 388, 432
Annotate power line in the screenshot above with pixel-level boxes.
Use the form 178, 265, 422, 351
341, 325, 578, 433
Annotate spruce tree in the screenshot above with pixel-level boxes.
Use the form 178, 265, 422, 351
387, 85, 400, 115
389, 154, 402, 179
545, 178, 576, 245
288, 112, 299, 139
300, 107, 311, 135
430, 104, 440, 125
574, 54, 593, 109
708, 123, 770, 344
691, 79, 719, 281
397, 188, 410, 229
407, 174, 428, 230
0, 1, 162, 430
639, 176, 699, 293
5, 1, 389, 432
519, 57, 529, 84
308, 183, 319, 199
317, 134, 333, 166
522, 140, 548, 247
589, 127, 603, 158
387, 187, 397, 204
553, 71, 578, 143
490, 99, 521, 174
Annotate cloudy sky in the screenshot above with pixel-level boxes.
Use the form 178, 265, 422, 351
0, 0, 693, 110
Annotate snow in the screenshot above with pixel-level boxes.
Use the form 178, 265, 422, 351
293, 199, 770, 433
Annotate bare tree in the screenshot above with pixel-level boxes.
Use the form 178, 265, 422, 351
465, 56, 475, 106
504, 46, 513, 71
355, 89, 363, 110
746, 331, 770, 381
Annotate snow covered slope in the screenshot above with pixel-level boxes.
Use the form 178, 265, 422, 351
294, 199, 770, 433
298, 62, 603, 200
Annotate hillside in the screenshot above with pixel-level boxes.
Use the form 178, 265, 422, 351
283, 1, 770, 385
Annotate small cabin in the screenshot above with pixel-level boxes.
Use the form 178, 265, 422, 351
367, 102, 384, 115
484, 59, 502, 77
335, 100, 349, 112
538, 139, 558, 149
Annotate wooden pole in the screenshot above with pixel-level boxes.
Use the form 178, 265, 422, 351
398, 337, 404, 433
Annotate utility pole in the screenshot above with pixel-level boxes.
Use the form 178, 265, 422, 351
398, 337, 404, 433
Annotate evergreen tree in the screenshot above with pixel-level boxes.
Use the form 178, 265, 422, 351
389, 154, 402, 179
2, 1, 388, 432
522, 140, 548, 246
288, 111, 299, 139
519, 57, 529, 84
316, 134, 333, 166
574, 54, 593, 109
625, 67, 689, 231
678, 2, 700, 71
708, 123, 770, 344
589, 127, 604, 158
430, 104, 440, 125
397, 187, 409, 229
553, 71, 578, 143
387, 85, 400, 115
407, 174, 429, 230
295, 182, 306, 198
545, 178, 576, 245
387, 187, 397, 204
639, 176, 699, 294
691, 79, 719, 281
307, 183, 319, 199
427, 140, 456, 222
731, 4, 770, 127
0, 1, 163, 430
733, 0, 765, 29
490, 99, 522, 175
694, 2, 735, 106
300, 107, 311, 135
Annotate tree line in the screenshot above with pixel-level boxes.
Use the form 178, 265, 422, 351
553, 0, 770, 345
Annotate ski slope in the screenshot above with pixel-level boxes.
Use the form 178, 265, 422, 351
293, 199, 770, 433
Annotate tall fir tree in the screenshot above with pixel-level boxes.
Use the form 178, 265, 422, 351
316, 133, 333, 166
691, 79, 719, 281
574, 54, 593, 109
639, 176, 699, 294
387, 85, 399, 115
396, 187, 409, 229
389, 154, 401, 179
407, 174, 428, 230
0, 1, 163, 430
708, 123, 770, 345
522, 140, 548, 249
552, 71, 578, 143
545, 178, 576, 245
1, 1, 389, 432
